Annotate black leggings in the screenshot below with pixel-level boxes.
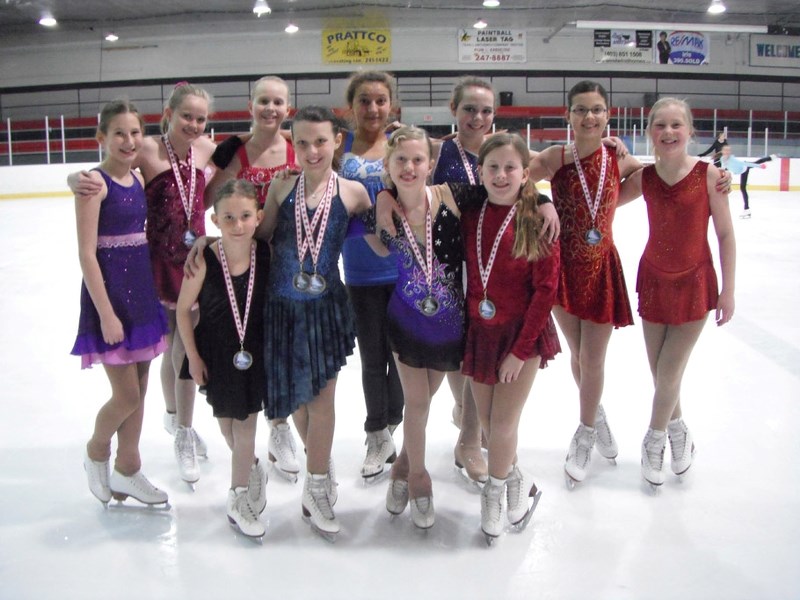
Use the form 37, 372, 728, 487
740, 156, 772, 210
347, 284, 404, 432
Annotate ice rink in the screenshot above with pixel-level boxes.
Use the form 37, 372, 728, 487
0, 187, 798, 599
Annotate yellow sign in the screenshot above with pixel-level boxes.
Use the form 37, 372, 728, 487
323, 28, 391, 64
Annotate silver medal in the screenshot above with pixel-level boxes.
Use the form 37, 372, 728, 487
233, 350, 253, 371
420, 295, 440, 317
183, 230, 197, 248
308, 273, 327, 295
479, 298, 496, 320
585, 227, 602, 246
293, 272, 311, 292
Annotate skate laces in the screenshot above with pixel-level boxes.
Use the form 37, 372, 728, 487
644, 433, 665, 470
595, 406, 615, 448
271, 426, 296, 460
668, 422, 688, 461
175, 429, 196, 467
235, 490, 259, 520
483, 484, 503, 522
573, 427, 595, 468
310, 479, 334, 519
365, 431, 388, 464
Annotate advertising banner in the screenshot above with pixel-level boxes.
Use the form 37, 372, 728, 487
458, 28, 526, 63
322, 28, 391, 64
750, 34, 800, 68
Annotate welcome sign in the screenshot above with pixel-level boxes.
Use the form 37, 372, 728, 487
750, 34, 800, 68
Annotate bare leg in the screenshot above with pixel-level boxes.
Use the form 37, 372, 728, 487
553, 307, 614, 426
230, 414, 258, 488
394, 358, 445, 499
161, 309, 197, 427
642, 318, 707, 431
470, 358, 540, 479
304, 378, 337, 475
292, 405, 309, 447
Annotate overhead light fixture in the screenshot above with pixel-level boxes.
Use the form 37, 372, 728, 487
707, 0, 726, 14
38, 13, 57, 27
285, 23, 299, 33
105, 32, 119, 42
483, 0, 500, 7
253, 0, 271, 17
575, 20, 767, 34
474, 19, 488, 29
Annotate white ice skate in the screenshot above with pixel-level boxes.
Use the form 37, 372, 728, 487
191, 428, 208, 459
564, 424, 596, 488
594, 404, 618, 464
506, 465, 541, 530
386, 479, 409, 516
410, 496, 435, 530
361, 428, 396, 481
83, 451, 111, 506
480, 479, 505, 546
268, 421, 300, 483
740, 209, 752, 219
109, 469, 169, 506
302, 474, 340, 542
641, 428, 667, 492
163, 411, 177, 435
667, 417, 696, 476
227, 487, 265, 540
248, 459, 268, 515
174, 425, 199, 485
326, 457, 338, 507
454, 442, 488, 488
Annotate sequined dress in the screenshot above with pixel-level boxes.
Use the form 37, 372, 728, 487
461, 201, 561, 385
236, 140, 298, 207
551, 146, 633, 327
264, 180, 356, 419
71, 170, 168, 369
380, 185, 465, 371
637, 162, 718, 324
145, 164, 207, 307
179, 241, 269, 420
432, 138, 478, 185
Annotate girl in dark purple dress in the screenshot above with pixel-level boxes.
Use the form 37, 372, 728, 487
73, 100, 169, 507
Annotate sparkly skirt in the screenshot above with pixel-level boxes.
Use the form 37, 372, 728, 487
636, 256, 718, 325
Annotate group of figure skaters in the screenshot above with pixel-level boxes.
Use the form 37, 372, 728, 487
70, 71, 736, 545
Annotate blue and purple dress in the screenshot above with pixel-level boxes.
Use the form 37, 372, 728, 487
71, 170, 168, 369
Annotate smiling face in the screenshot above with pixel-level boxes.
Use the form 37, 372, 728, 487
211, 192, 262, 243
452, 85, 495, 142
351, 81, 392, 135
165, 94, 209, 144
647, 101, 694, 158
385, 137, 433, 196
249, 79, 290, 132
98, 112, 143, 166
291, 119, 341, 175
478, 143, 529, 206
567, 90, 609, 143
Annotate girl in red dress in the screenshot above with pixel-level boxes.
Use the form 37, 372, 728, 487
460, 134, 560, 544
531, 81, 643, 485
620, 98, 735, 489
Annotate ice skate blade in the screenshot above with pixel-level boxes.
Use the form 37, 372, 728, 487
109, 495, 171, 510
268, 460, 299, 484
483, 531, 500, 547
302, 507, 340, 542
361, 468, 391, 485
227, 518, 265, 542
454, 464, 486, 490
564, 469, 579, 490
642, 479, 662, 495
511, 489, 542, 532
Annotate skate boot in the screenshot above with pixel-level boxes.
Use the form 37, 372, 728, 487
83, 450, 111, 506
191, 428, 208, 459
302, 473, 340, 541
594, 404, 618, 463
268, 421, 300, 482
174, 425, 199, 484
326, 457, 338, 506
109, 469, 169, 505
386, 479, 409, 515
667, 418, 696, 475
564, 424, 596, 487
410, 496, 435, 530
227, 487, 265, 540
163, 411, 178, 435
740, 209, 751, 219
506, 465, 541, 530
248, 459, 268, 515
641, 428, 667, 490
480, 477, 505, 546
454, 442, 488, 486
361, 427, 396, 480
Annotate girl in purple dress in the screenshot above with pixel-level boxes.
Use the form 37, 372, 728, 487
73, 100, 169, 507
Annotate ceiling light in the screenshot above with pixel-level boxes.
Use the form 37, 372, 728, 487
38, 13, 57, 27
707, 0, 726, 14
285, 23, 299, 33
483, 0, 500, 7
575, 20, 767, 34
473, 19, 488, 29
253, 0, 271, 17
105, 32, 119, 42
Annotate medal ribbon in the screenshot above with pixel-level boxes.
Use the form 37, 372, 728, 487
570, 143, 607, 226
162, 134, 197, 229
454, 138, 477, 185
218, 240, 256, 352
399, 187, 435, 297
477, 200, 517, 299
295, 172, 336, 273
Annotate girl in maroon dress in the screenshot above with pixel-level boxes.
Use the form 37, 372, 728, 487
460, 134, 560, 544
620, 98, 735, 490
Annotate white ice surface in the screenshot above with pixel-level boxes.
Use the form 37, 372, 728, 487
0, 190, 798, 600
